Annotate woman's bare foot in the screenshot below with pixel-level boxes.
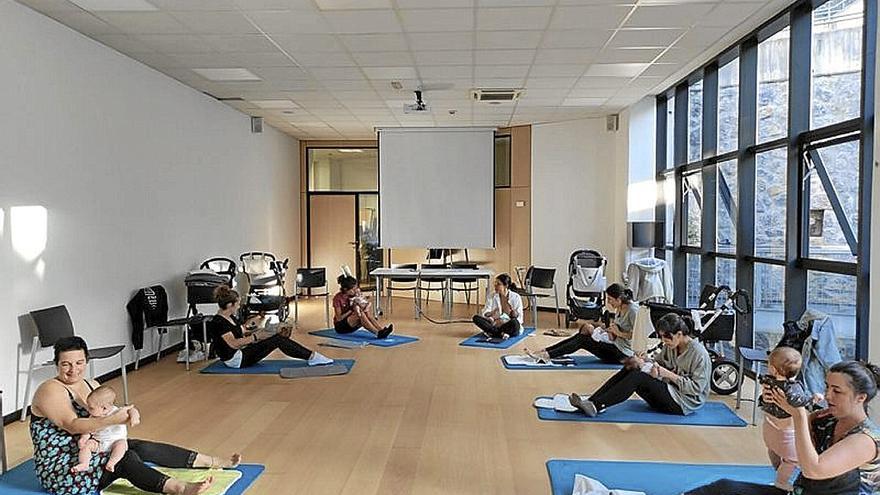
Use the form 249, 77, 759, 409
182, 476, 214, 495
524, 348, 548, 363
210, 453, 241, 469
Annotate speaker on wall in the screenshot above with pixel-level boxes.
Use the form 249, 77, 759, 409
251, 116, 263, 133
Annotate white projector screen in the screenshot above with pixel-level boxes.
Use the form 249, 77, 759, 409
379, 127, 495, 249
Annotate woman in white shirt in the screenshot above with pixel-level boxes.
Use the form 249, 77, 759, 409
472, 273, 524, 340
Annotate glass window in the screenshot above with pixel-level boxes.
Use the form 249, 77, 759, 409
811, 0, 864, 129
666, 94, 675, 168
683, 172, 702, 247
718, 58, 740, 154
717, 160, 738, 255
754, 263, 786, 352
805, 139, 860, 263
494, 135, 511, 187
755, 149, 788, 259
308, 148, 378, 192
663, 174, 675, 246
758, 27, 790, 143
716, 258, 737, 289
687, 254, 702, 307
688, 81, 703, 163
807, 271, 856, 360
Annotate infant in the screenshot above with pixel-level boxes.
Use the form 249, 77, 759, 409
72, 385, 134, 473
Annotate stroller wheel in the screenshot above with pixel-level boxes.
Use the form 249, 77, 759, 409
710, 360, 739, 395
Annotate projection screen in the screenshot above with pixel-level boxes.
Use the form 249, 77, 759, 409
378, 127, 495, 249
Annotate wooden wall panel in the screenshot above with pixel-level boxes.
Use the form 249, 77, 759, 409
510, 125, 531, 188
509, 187, 531, 276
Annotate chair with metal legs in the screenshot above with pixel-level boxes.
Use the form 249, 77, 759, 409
513, 266, 561, 328
294, 267, 330, 328
385, 263, 418, 315
736, 346, 770, 426
21, 305, 128, 421
449, 262, 481, 308
417, 263, 449, 316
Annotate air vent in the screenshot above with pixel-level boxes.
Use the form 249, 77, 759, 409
471, 88, 523, 103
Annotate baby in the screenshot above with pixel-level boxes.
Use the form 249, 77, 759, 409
72, 385, 135, 473
758, 347, 818, 491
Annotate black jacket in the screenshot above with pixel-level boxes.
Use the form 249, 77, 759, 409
126, 286, 169, 350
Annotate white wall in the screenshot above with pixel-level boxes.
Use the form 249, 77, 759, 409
0, 0, 299, 415
871, 28, 880, 362
531, 118, 627, 304
627, 98, 658, 224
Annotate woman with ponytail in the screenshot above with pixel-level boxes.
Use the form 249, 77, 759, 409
526, 283, 639, 364
472, 273, 524, 340
207, 286, 333, 369
568, 312, 711, 417
333, 275, 393, 339
685, 360, 880, 495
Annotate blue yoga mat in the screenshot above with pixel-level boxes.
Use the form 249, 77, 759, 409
547, 459, 775, 495
536, 398, 747, 427
200, 359, 355, 375
459, 327, 535, 349
502, 355, 622, 370
0, 459, 265, 495
309, 328, 418, 347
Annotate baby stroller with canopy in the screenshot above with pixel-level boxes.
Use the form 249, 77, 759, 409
239, 251, 290, 322
183, 257, 238, 360
565, 249, 607, 327
644, 285, 752, 395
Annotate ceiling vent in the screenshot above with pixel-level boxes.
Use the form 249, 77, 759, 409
471, 88, 523, 104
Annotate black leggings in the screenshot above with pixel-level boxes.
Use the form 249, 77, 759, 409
546, 333, 628, 363
589, 367, 684, 415
683, 479, 786, 495
241, 334, 312, 367
97, 439, 198, 492
473, 315, 521, 339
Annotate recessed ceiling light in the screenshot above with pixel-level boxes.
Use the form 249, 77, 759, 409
67, 0, 158, 11
251, 100, 300, 110
193, 68, 261, 82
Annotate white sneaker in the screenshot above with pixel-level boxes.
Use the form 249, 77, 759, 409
308, 352, 334, 366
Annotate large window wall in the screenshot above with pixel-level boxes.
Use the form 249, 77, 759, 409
656, 0, 875, 359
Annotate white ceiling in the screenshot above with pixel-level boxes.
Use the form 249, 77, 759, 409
18, 0, 793, 140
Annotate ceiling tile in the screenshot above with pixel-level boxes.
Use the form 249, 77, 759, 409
548, 5, 632, 30
407, 32, 474, 51
638, 63, 678, 78
474, 65, 529, 79
524, 77, 578, 88
624, 3, 716, 29
477, 7, 552, 31
534, 48, 598, 64
203, 34, 279, 53
475, 30, 542, 49
528, 64, 586, 77
339, 33, 408, 52
474, 49, 535, 65
352, 51, 414, 66
562, 97, 607, 106
397, 0, 473, 6
92, 34, 154, 53
246, 10, 329, 34
314, 0, 390, 9
272, 34, 345, 52
309, 67, 366, 80
93, 12, 189, 34
575, 75, 634, 88
609, 28, 685, 48
472, 77, 524, 87
399, 9, 473, 32
418, 65, 473, 79
674, 26, 732, 48
414, 50, 473, 65
362, 66, 418, 79
323, 10, 402, 33
540, 29, 612, 49
134, 34, 215, 53
169, 11, 258, 34
595, 47, 663, 64
698, 2, 766, 28
477, 0, 555, 5
150, 0, 237, 10
233, 0, 316, 10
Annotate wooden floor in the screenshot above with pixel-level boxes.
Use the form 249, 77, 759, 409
4, 298, 767, 494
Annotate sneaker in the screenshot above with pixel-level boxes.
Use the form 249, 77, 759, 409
569, 393, 598, 417
377, 326, 393, 339
308, 352, 334, 366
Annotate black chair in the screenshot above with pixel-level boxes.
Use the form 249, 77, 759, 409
418, 263, 449, 313
21, 305, 128, 421
514, 266, 561, 328
386, 263, 418, 314
294, 267, 330, 327
449, 262, 481, 307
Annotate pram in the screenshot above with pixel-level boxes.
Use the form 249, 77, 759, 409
239, 251, 290, 322
565, 249, 607, 327
183, 257, 238, 359
644, 285, 752, 395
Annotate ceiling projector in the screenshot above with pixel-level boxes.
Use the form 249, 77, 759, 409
403, 90, 428, 114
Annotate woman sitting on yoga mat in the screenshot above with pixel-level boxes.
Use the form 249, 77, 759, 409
29, 336, 239, 495
208, 286, 333, 368
525, 283, 638, 364
568, 312, 710, 417
684, 360, 880, 495
472, 273, 524, 340
333, 275, 393, 339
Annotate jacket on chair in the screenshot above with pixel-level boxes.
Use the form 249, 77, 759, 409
126, 286, 169, 350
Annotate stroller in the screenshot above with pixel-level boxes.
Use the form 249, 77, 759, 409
239, 251, 290, 322
565, 249, 607, 327
645, 285, 752, 395
183, 257, 237, 360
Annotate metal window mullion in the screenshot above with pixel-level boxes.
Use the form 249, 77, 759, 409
785, 1, 812, 321
673, 83, 690, 306
805, 149, 858, 255
656, 96, 669, 241
738, 36, 759, 349
702, 63, 719, 289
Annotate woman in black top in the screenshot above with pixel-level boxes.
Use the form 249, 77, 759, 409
207, 286, 333, 368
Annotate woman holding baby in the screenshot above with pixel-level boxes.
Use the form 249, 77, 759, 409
525, 283, 639, 364
332, 274, 394, 339
29, 336, 238, 494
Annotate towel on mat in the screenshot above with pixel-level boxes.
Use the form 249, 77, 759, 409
572, 474, 645, 495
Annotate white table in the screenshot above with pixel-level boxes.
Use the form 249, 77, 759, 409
370, 267, 493, 320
